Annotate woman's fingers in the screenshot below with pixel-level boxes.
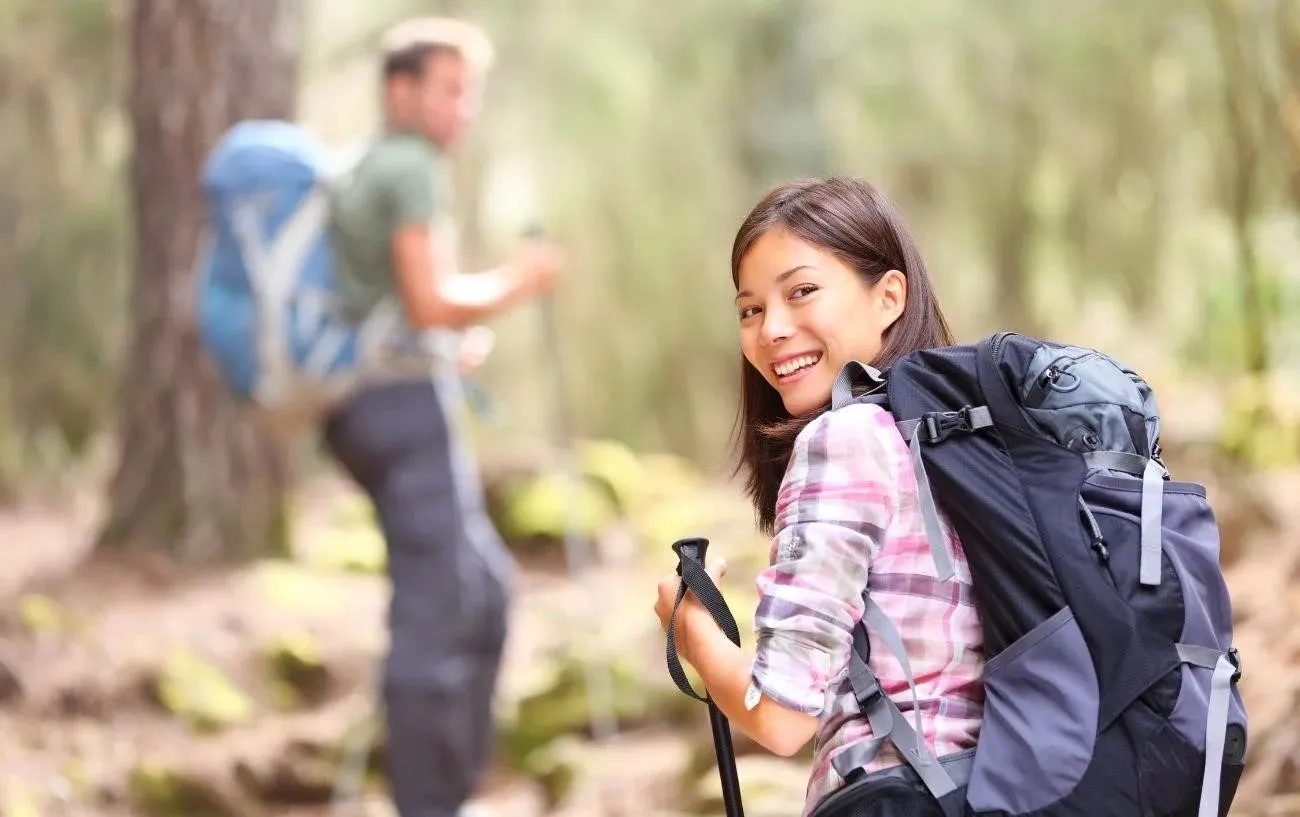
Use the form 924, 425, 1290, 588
706, 556, 728, 582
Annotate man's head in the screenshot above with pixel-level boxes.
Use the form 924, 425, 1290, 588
380, 17, 495, 149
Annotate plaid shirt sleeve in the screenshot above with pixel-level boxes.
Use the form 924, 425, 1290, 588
749, 403, 901, 715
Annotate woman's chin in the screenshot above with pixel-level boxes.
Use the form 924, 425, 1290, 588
781, 387, 831, 417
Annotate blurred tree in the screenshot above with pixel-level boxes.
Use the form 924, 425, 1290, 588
1207, 0, 1271, 381
4, 0, 1295, 493
97, 0, 303, 562
733, 0, 833, 188
1270, 0, 1300, 216
0, 0, 127, 499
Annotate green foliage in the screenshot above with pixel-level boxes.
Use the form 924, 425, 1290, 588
263, 630, 330, 709
1218, 378, 1300, 469
127, 762, 232, 817
255, 560, 345, 613
499, 472, 620, 543
308, 527, 387, 575
1183, 249, 1297, 374
17, 594, 64, 635
7, 0, 1300, 497
496, 644, 694, 807
152, 648, 255, 734
0, 0, 126, 495
576, 439, 647, 513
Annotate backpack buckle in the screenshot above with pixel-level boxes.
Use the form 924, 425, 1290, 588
922, 407, 974, 444
849, 661, 884, 710
1228, 647, 1242, 683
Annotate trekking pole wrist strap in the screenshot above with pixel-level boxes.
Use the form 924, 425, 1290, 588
666, 550, 743, 702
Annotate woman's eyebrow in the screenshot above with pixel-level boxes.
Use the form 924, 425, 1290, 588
735, 265, 816, 301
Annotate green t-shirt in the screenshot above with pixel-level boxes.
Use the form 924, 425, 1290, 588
327, 130, 450, 321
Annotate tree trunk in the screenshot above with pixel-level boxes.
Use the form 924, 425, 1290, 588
985, 49, 1042, 337
98, 0, 303, 563
1207, 0, 1271, 381
736, 0, 833, 189
1272, 0, 1300, 217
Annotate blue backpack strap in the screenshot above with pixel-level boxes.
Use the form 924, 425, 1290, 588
831, 361, 993, 584
228, 185, 332, 401
1175, 644, 1241, 817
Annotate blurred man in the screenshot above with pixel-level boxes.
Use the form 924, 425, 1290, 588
322, 17, 563, 817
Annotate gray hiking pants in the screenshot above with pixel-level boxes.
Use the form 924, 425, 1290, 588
323, 377, 514, 817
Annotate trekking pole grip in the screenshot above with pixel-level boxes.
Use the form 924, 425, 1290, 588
666, 537, 743, 702
667, 537, 710, 701
673, 537, 710, 574
669, 537, 747, 817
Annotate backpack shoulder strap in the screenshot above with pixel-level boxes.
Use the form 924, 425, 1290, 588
832, 360, 994, 583
833, 594, 962, 800
832, 360, 887, 410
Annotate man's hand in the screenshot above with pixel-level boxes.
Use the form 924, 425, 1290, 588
393, 227, 566, 330
457, 325, 495, 375
509, 238, 565, 298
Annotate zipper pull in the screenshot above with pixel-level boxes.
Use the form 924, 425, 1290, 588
1091, 536, 1110, 564
1078, 497, 1110, 564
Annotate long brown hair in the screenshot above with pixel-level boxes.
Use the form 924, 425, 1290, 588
730, 177, 954, 533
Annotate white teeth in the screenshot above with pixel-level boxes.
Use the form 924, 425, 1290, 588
774, 354, 821, 377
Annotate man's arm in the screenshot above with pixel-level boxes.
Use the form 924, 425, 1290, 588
383, 147, 556, 330
391, 224, 548, 330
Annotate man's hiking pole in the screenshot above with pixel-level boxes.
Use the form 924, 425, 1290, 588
669, 537, 745, 817
526, 223, 620, 744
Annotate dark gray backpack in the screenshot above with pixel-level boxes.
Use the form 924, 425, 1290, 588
812, 332, 1247, 817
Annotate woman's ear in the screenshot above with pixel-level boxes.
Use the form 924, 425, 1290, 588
877, 269, 907, 330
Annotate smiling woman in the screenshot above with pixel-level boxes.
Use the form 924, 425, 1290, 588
731, 177, 954, 530
653, 176, 980, 817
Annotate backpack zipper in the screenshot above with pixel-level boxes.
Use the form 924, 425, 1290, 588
990, 332, 1014, 362
1025, 352, 1100, 406
1077, 497, 1112, 567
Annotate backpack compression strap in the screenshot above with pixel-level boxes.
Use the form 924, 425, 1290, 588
1175, 644, 1243, 817
1082, 450, 1167, 587
832, 360, 993, 583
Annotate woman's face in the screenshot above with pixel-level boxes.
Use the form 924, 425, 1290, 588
736, 227, 906, 416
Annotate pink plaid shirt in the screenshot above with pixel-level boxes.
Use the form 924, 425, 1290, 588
747, 402, 986, 815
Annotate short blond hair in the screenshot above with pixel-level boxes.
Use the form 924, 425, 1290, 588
380, 17, 495, 76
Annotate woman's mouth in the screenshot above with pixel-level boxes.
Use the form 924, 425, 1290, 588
772, 352, 823, 384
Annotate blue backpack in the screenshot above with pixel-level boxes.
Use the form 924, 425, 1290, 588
196, 120, 430, 431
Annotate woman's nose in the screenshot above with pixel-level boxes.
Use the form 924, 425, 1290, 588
760, 306, 794, 346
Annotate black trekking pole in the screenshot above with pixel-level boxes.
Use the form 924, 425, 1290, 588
669, 537, 745, 817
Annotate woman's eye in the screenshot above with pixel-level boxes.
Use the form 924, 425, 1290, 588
790, 284, 818, 299
738, 305, 761, 320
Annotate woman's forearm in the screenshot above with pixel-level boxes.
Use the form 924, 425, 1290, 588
682, 611, 819, 757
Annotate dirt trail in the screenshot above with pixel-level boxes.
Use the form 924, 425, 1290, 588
4, 468, 1300, 817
